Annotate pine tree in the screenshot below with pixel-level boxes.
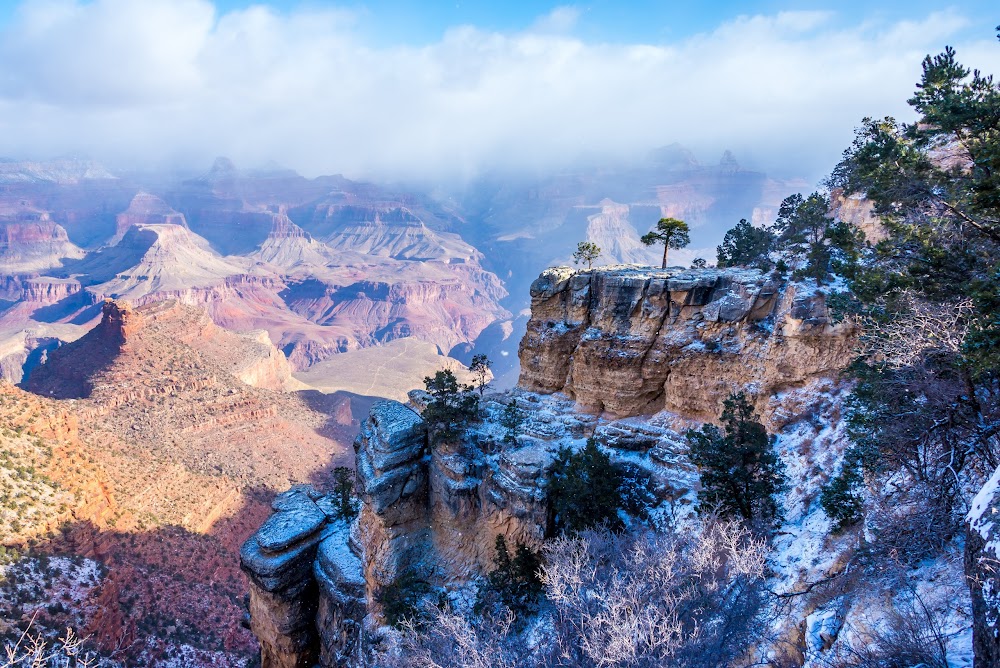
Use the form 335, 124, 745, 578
476, 535, 544, 621
572, 241, 602, 270
641, 217, 690, 269
331, 466, 358, 520
686, 392, 785, 525
499, 399, 523, 445
827, 35, 1000, 547
716, 218, 775, 269
547, 438, 624, 534
422, 370, 479, 444
820, 455, 864, 532
469, 354, 491, 397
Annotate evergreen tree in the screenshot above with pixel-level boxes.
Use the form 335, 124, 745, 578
826, 35, 1000, 550
476, 535, 544, 622
820, 454, 864, 532
331, 466, 359, 520
469, 354, 491, 397
773, 192, 833, 284
378, 568, 432, 628
499, 399, 523, 445
572, 241, 602, 270
641, 217, 690, 269
422, 369, 479, 444
716, 218, 775, 269
686, 392, 785, 525
548, 438, 624, 534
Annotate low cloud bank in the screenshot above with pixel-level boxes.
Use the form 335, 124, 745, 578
1, 1, 997, 181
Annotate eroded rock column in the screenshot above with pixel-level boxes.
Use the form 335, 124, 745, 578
240, 487, 330, 668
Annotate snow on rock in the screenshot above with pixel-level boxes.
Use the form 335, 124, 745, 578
967, 463, 1000, 665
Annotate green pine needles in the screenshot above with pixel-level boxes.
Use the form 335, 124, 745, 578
686, 392, 786, 527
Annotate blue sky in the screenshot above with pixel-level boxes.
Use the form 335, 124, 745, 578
166, 1, 999, 44
0, 1, 997, 181
3, 1, 995, 44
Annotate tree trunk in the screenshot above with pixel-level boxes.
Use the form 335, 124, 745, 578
661, 244, 668, 269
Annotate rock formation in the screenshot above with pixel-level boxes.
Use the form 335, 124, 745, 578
241, 482, 369, 668
242, 387, 699, 667
968, 465, 1000, 667
829, 187, 887, 244
246, 267, 982, 668
112, 192, 189, 243
0, 217, 85, 273
519, 266, 855, 424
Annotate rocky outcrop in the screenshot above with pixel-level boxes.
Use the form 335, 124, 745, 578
830, 188, 887, 244
113, 192, 188, 243
968, 465, 1000, 668
243, 389, 698, 667
0, 219, 85, 273
242, 267, 862, 668
352, 401, 430, 610
519, 266, 855, 425
241, 487, 365, 668
241, 487, 332, 668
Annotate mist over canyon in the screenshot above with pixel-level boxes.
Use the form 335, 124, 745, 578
0, 148, 802, 391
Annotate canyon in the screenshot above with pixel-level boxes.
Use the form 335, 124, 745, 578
240, 262, 1000, 667
1, 154, 914, 667
0, 152, 804, 397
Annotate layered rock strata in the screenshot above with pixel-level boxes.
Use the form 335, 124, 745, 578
519, 266, 856, 424
241, 487, 365, 668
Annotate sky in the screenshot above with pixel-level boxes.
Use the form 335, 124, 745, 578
0, 0, 997, 183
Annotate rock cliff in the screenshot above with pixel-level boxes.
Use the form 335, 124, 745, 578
0, 218, 85, 273
968, 466, 1000, 668
242, 389, 697, 667
519, 266, 855, 424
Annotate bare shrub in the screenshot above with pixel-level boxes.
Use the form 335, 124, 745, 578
542, 521, 772, 668
858, 291, 973, 371
862, 484, 956, 565
828, 590, 952, 668
378, 519, 774, 668
375, 609, 523, 668
2, 623, 103, 668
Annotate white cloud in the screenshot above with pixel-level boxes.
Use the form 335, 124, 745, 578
0, 0, 996, 182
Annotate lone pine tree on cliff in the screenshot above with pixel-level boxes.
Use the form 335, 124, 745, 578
572, 241, 602, 270
641, 217, 690, 268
